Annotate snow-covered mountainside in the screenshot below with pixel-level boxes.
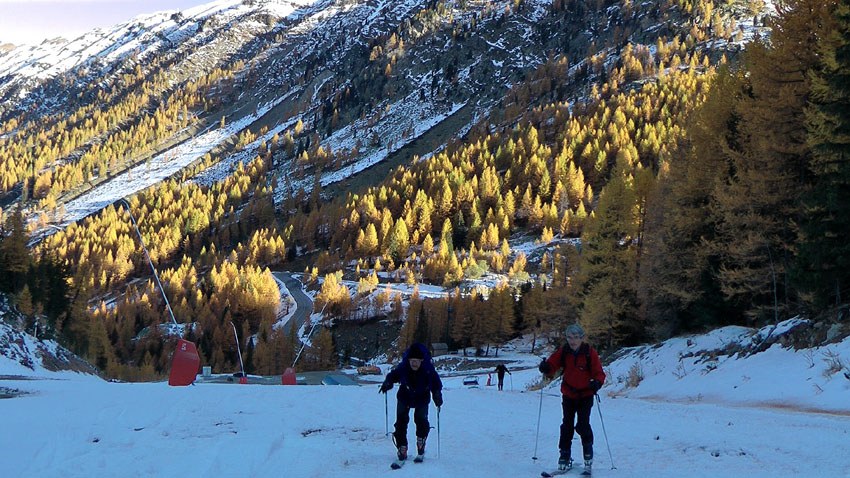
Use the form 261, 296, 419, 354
1, 321, 847, 477
0, 0, 319, 106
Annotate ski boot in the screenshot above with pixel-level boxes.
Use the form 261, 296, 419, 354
390, 445, 408, 469
558, 450, 572, 471
580, 445, 593, 475
414, 437, 426, 462
581, 459, 592, 476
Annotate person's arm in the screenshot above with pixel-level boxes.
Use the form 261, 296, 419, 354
390, 365, 405, 383
590, 349, 605, 384
380, 364, 403, 393
430, 370, 443, 407
587, 348, 606, 393
538, 348, 562, 378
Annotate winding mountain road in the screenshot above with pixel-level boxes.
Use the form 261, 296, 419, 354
272, 271, 313, 335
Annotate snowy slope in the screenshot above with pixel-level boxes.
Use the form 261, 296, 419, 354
1, 322, 848, 478
0, 322, 100, 378
0, 0, 318, 90
604, 318, 850, 414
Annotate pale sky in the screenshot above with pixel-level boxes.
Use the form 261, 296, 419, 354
0, 0, 206, 46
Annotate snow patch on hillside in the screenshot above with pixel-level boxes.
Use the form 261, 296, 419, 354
273, 94, 467, 205
604, 318, 850, 414
0, 321, 100, 379
43, 95, 287, 236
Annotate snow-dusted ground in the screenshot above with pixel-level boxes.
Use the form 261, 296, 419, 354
2, 318, 849, 478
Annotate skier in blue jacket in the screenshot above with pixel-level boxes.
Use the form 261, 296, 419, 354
380, 342, 443, 463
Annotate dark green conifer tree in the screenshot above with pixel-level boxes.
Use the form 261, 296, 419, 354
798, 0, 850, 309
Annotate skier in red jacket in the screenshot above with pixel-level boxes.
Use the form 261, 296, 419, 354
539, 324, 606, 473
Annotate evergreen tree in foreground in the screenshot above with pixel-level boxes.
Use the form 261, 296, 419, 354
0, 206, 31, 293
799, 0, 850, 309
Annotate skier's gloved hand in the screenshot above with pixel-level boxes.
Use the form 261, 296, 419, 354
379, 381, 392, 394
538, 359, 551, 374
589, 379, 602, 393
433, 392, 443, 408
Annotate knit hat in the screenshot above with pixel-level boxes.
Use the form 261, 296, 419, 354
565, 324, 585, 337
407, 344, 425, 360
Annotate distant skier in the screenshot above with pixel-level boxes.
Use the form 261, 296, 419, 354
380, 342, 443, 467
538, 324, 605, 475
494, 363, 511, 391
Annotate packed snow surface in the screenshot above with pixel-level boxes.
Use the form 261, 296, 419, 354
2, 319, 849, 477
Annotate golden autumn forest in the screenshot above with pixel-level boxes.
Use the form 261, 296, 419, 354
0, 0, 847, 381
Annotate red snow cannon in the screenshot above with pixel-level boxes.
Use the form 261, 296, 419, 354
168, 339, 200, 386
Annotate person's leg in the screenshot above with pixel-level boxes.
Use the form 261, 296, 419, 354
412, 403, 430, 439
393, 401, 411, 450
412, 403, 431, 455
559, 396, 579, 456
574, 395, 594, 461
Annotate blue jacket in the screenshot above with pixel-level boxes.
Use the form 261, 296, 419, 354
384, 343, 443, 407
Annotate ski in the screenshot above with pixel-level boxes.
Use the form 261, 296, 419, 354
541, 465, 585, 477
541, 461, 594, 476
413, 454, 425, 463
540, 470, 569, 477
390, 459, 406, 470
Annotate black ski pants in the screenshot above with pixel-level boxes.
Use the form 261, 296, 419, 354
393, 401, 429, 448
559, 395, 594, 459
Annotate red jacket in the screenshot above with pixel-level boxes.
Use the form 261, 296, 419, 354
543, 343, 606, 399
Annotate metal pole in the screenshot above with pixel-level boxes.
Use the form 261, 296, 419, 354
532, 384, 544, 460
595, 394, 616, 469
437, 406, 441, 459
384, 392, 389, 436
292, 301, 327, 368
119, 199, 176, 325
230, 321, 245, 377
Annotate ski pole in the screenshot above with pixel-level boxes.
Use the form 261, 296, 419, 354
532, 384, 543, 461
384, 392, 389, 436
595, 394, 616, 469
437, 406, 441, 459
510, 373, 513, 391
